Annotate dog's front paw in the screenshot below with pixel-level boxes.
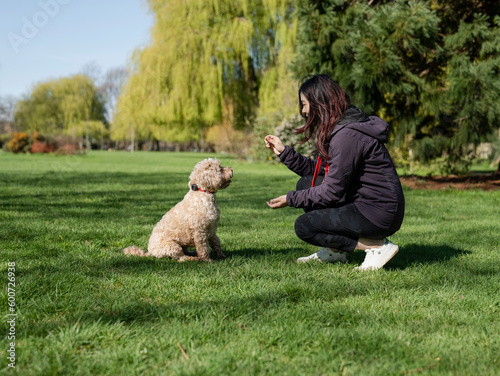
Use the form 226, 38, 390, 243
213, 251, 226, 260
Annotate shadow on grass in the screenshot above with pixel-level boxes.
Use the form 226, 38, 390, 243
49, 248, 481, 328
97, 241, 469, 266
11, 235, 470, 280
223, 244, 469, 267
224, 247, 303, 259
103, 243, 469, 272
226, 243, 470, 271
15, 246, 487, 335
101, 248, 301, 274
379, 243, 470, 270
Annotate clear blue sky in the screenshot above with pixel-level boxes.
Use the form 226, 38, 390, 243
0, 0, 153, 98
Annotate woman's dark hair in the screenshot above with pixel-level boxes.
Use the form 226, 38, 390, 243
295, 74, 350, 159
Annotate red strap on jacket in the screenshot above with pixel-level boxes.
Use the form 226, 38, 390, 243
311, 157, 329, 187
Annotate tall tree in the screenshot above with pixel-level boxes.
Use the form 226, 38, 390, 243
293, 0, 444, 133
0, 95, 17, 127
443, 14, 500, 147
15, 75, 107, 138
99, 66, 128, 122
292, 0, 500, 173
80, 61, 103, 86
113, 0, 297, 144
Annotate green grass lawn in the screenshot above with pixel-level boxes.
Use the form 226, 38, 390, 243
1, 151, 499, 375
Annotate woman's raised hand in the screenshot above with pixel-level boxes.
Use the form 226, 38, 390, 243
264, 135, 285, 156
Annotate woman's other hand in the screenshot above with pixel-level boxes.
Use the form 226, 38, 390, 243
264, 135, 285, 156
266, 195, 288, 209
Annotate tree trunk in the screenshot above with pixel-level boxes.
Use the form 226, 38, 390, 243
85, 119, 90, 152
199, 127, 205, 152
130, 128, 134, 153
86, 132, 90, 152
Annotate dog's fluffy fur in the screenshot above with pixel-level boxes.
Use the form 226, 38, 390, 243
123, 158, 233, 262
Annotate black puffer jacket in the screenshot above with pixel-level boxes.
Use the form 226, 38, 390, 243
280, 106, 405, 232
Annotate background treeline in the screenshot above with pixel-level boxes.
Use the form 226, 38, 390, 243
2, 0, 500, 174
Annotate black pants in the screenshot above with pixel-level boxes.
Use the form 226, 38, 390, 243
294, 176, 394, 253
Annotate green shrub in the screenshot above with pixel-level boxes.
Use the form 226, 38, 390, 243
205, 124, 252, 158
412, 136, 473, 176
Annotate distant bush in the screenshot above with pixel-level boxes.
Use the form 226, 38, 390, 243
31, 130, 44, 143
30, 141, 55, 154
54, 144, 79, 155
8, 132, 30, 154
0, 134, 10, 151
206, 124, 251, 157
412, 136, 474, 176
5, 131, 60, 154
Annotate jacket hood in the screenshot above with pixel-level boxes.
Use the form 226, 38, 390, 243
331, 105, 389, 143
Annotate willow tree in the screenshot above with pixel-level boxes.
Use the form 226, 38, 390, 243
15, 75, 107, 138
113, 0, 297, 145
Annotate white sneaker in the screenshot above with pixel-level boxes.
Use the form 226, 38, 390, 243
297, 248, 348, 264
355, 240, 399, 271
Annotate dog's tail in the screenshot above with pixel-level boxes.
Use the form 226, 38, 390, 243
123, 245, 149, 257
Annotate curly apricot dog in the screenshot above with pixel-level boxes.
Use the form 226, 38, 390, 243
123, 158, 233, 262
